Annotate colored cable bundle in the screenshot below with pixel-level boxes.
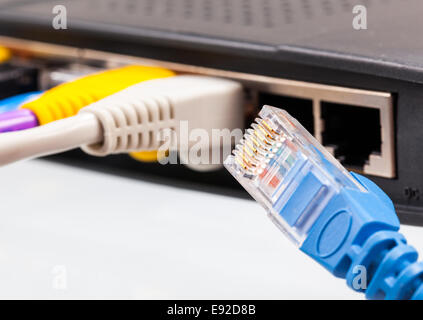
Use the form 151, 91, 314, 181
0, 46, 10, 63
0, 65, 175, 133
0, 75, 243, 166
0, 91, 42, 114
0, 64, 178, 163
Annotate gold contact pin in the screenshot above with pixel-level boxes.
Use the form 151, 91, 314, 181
261, 119, 277, 135
252, 123, 270, 139
246, 140, 258, 154
258, 122, 277, 141
240, 146, 259, 165
246, 133, 270, 156
235, 156, 248, 170
249, 133, 261, 148
253, 129, 271, 146
257, 123, 274, 140
243, 145, 254, 158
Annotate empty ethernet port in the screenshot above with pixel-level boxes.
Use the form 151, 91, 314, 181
321, 102, 381, 170
258, 93, 314, 134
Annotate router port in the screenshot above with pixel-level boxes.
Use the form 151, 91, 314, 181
239, 73, 395, 178
321, 102, 381, 170
258, 92, 314, 134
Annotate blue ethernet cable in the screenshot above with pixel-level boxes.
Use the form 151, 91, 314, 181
0, 91, 43, 114
225, 105, 423, 300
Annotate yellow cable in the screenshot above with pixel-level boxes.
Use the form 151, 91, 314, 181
130, 150, 169, 162
0, 46, 11, 63
22, 65, 175, 125
21, 65, 175, 163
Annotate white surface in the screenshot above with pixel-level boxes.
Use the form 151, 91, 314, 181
0, 160, 422, 299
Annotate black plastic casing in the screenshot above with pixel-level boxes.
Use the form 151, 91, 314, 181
0, 64, 39, 100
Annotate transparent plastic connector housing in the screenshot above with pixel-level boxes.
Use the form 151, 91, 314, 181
224, 105, 366, 245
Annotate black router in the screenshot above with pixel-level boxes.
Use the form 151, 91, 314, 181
1, 0, 423, 225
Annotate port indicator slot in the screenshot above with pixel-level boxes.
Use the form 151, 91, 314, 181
258, 93, 314, 134
321, 102, 381, 170
249, 82, 394, 178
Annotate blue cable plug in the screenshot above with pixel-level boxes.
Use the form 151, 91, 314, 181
301, 172, 423, 299
0, 91, 43, 114
225, 105, 423, 300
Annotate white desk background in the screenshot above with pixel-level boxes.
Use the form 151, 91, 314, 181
1, 160, 422, 299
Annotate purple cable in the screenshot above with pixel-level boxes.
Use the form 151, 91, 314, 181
0, 109, 38, 133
